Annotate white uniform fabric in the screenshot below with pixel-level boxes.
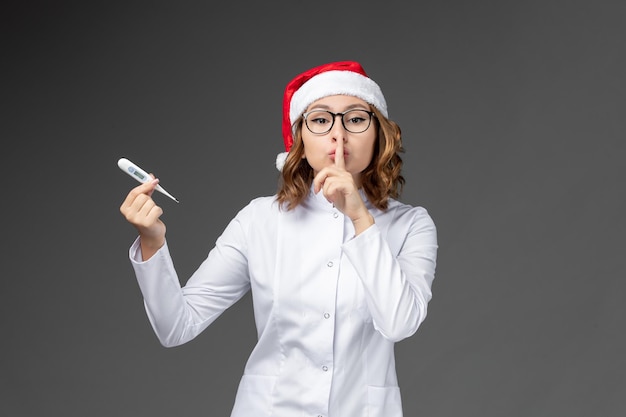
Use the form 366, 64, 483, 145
129, 188, 438, 417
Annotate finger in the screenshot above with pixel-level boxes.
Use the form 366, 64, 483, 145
313, 169, 328, 194
323, 178, 338, 204
121, 179, 159, 208
120, 180, 160, 220
334, 141, 346, 170
121, 192, 151, 220
313, 167, 335, 194
147, 174, 157, 196
137, 197, 163, 222
125, 193, 163, 228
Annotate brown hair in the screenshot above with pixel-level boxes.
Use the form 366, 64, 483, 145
276, 106, 405, 211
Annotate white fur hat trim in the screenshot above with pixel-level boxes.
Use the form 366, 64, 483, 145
289, 70, 388, 125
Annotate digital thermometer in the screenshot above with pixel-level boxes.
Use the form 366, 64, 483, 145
117, 157, 179, 203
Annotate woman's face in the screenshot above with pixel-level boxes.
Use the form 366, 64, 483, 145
301, 95, 376, 185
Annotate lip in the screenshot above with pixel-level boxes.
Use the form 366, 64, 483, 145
329, 150, 349, 158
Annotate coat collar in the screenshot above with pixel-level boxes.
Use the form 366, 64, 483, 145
308, 184, 371, 211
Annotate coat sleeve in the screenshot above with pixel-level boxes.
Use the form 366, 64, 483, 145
341, 206, 438, 342
129, 207, 251, 348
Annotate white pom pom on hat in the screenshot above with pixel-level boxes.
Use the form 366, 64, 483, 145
275, 151, 288, 171
276, 61, 388, 171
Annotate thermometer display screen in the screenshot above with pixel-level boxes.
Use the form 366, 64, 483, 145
128, 166, 146, 180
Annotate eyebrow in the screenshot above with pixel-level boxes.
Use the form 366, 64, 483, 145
307, 103, 370, 112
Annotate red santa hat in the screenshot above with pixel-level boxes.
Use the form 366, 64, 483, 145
276, 60, 388, 170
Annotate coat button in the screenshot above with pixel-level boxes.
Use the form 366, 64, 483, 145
322, 365, 328, 372
324, 313, 330, 319
327, 261, 333, 267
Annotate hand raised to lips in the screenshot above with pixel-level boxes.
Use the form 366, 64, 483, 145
313, 141, 374, 235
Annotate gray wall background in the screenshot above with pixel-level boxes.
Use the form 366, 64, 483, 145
2, 1, 624, 416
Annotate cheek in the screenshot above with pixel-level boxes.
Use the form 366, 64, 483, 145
301, 141, 312, 159
301, 144, 315, 166
358, 138, 377, 162
301, 136, 324, 160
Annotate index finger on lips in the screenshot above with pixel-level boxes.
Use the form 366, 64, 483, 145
334, 141, 346, 169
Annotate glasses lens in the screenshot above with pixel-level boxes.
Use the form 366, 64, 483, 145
342, 110, 372, 133
305, 111, 334, 134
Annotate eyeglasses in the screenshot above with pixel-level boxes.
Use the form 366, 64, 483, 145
303, 109, 375, 135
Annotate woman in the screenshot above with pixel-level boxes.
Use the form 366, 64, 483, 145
120, 60, 438, 417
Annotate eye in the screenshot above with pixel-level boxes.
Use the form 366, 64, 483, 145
307, 111, 332, 125
344, 110, 369, 126
311, 117, 329, 125
347, 116, 366, 124
304, 111, 336, 134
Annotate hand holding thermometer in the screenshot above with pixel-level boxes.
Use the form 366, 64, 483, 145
117, 157, 179, 203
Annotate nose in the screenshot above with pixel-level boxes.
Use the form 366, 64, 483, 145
329, 114, 347, 142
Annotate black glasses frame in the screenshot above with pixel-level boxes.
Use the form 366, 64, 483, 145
302, 109, 376, 135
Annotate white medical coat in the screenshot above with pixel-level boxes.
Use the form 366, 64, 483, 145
129, 188, 438, 417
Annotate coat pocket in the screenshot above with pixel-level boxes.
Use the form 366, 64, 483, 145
367, 385, 403, 417
230, 374, 277, 417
